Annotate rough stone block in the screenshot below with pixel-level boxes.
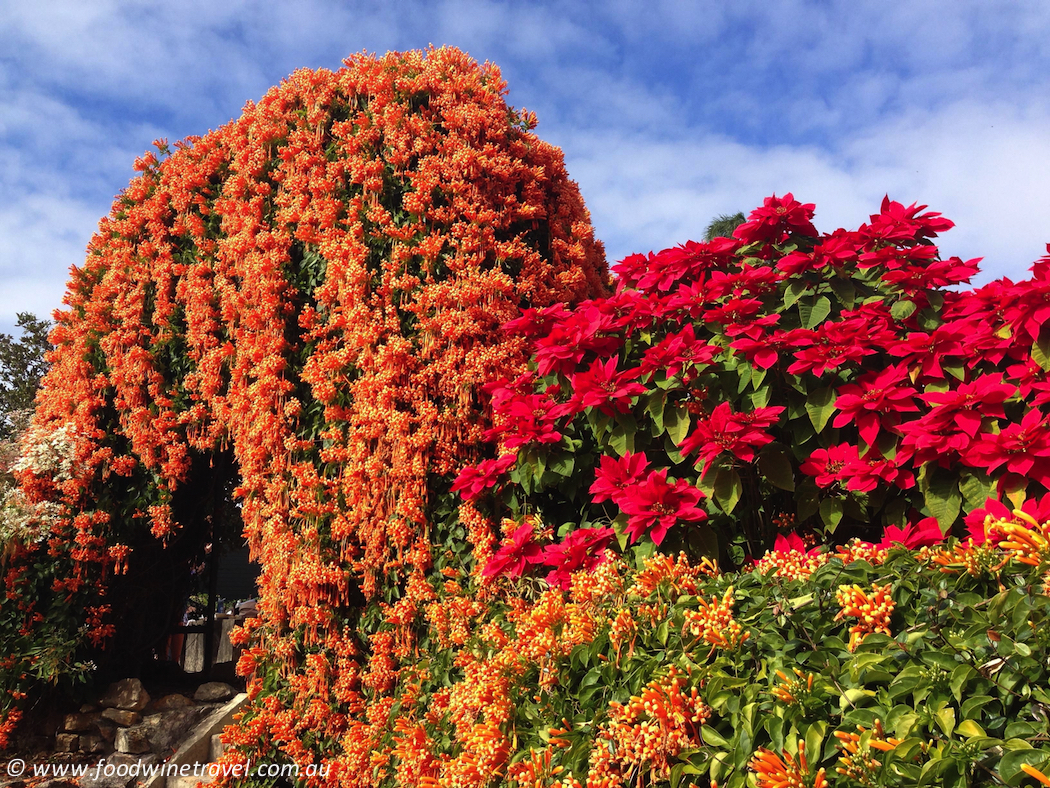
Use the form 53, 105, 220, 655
149, 693, 194, 712
61, 712, 95, 732
193, 682, 236, 703
101, 708, 141, 727
99, 678, 150, 712
79, 733, 106, 754
114, 726, 151, 754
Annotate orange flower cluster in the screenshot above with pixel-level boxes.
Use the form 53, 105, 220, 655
627, 551, 715, 598
771, 667, 815, 706
835, 583, 895, 652
833, 720, 900, 784
754, 548, 828, 581
508, 746, 579, 788
992, 510, 1050, 566
6, 46, 607, 761
929, 540, 1000, 576
835, 539, 887, 566
749, 742, 827, 788
682, 587, 749, 652
586, 669, 710, 788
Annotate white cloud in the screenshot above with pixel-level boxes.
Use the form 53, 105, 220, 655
566, 98, 1050, 282
2, 0, 1050, 337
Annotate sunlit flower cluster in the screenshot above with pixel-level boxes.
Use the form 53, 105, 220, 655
835, 583, 895, 652
683, 587, 749, 651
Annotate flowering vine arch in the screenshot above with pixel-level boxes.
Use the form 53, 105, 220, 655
1, 47, 606, 742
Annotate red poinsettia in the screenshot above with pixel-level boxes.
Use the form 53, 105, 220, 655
451, 454, 517, 500
482, 524, 544, 579
877, 518, 943, 549
799, 443, 860, 488
640, 325, 721, 379
965, 408, 1050, 487
533, 302, 621, 375
680, 402, 784, 471
590, 451, 650, 505
899, 375, 1016, 466
486, 385, 570, 450
777, 230, 860, 275
843, 449, 914, 493
832, 365, 918, 446
733, 193, 818, 244
540, 526, 616, 589
860, 196, 954, 243
887, 327, 964, 381
570, 357, 647, 415
619, 468, 707, 545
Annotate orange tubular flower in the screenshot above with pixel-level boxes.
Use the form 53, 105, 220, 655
834, 720, 901, 783
8, 45, 608, 767
771, 667, 815, 706
993, 510, 1050, 566
835, 583, 895, 652
1022, 763, 1050, 787
749, 741, 827, 788
683, 586, 749, 651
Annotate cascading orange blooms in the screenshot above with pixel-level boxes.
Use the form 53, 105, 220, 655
4, 47, 606, 757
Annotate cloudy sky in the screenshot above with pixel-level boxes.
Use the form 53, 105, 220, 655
2, 0, 1049, 335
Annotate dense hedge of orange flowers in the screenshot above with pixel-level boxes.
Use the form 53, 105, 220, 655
0, 47, 606, 746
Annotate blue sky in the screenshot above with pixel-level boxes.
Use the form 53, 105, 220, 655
3, 0, 1050, 335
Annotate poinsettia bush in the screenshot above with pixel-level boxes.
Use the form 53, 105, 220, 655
459, 194, 1050, 579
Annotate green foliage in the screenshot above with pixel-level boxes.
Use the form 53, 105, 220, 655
703, 213, 746, 242
0, 312, 50, 440
372, 539, 1050, 787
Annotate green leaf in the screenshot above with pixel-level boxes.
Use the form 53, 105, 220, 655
548, 453, 575, 478
956, 719, 986, 738
891, 299, 917, 320
959, 471, 995, 511
713, 468, 743, 514
960, 695, 996, 719
949, 665, 976, 703
1004, 474, 1029, 509
796, 479, 820, 522
923, 468, 962, 530
820, 498, 844, 532
758, 447, 795, 491
918, 756, 952, 787
805, 386, 837, 434
784, 281, 809, 308
934, 706, 956, 737
646, 390, 667, 433
1034, 327, 1050, 372
804, 721, 825, 765
701, 725, 730, 748
799, 295, 832, 329
998, 746, 1048, 786
750, 385, 772, 408
829, 277, 856, 309
665, 405, 691, 446
609, 421, 636, 457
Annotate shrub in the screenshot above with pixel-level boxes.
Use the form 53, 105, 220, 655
464, 194, 1050, 580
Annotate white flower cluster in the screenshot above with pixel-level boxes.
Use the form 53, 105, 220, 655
0, 485, 62, 546
13, 421, 80, 481
0, 421, 79, 548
